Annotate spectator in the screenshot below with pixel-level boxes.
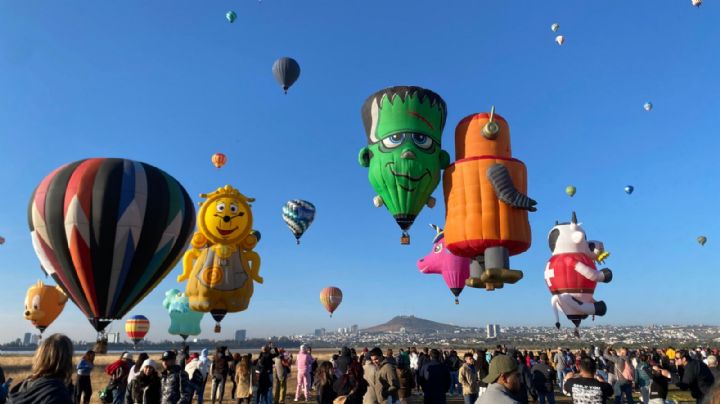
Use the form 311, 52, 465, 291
128, 353, 150, 385
7, 333, 74, 404
395, 352, 414, 404
126, 360, 161, 404
707, 355, 720, 384
273, 349, 290, 404
458, 352, 479, 404
185, 353, 206, 404
675, 350, 715, 404
634, 354, 652, 404
477, 354, 521, 404
333, 361, 368, 404
235, 354, 253, 404
336, 347, 353, 379
362, 351, 379, 404
563, 357, 613, 404
178, 346, 190, 372
476, 351, 490, 398
445, 351, 462, 396
417, 349, 451, 404
648, 357, 675, 404
255, 344, 278, 404
211, 347, 229, 404
530, 353, 556, 404
160, 350, 192, 404
554, 349, 569, 390
314, 361, 338, 404
106, 351, 133, 404
370, 347, 399, 404
75, 350, 95, 404
295, 344, 314, 402
603, 347, 634, 404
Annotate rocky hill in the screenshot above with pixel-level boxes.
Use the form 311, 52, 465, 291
362, 315, 463, 334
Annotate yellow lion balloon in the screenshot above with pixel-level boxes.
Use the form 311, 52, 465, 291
177, 185, 262, 332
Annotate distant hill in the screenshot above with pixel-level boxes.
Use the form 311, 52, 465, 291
362, 315, 463, 334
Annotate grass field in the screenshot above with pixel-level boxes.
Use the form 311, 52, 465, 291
0, 350, 697, 403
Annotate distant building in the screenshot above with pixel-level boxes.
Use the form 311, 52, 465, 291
351, 324, 359, 334
399, 327, 407, 334
23, 333, 31, 346
235, 329, 247, 342
30, 334, 40, 345
107, 332, 121, 343
494, 324, 501, 336
486, 324, 496, 339
314, 328, 326, 337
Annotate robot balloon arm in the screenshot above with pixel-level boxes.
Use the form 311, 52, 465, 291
486, 164, 537, 211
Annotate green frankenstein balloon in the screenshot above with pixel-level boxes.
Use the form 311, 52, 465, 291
359, 86, 450, 244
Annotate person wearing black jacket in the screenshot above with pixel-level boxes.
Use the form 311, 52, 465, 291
211, 347, 229, 404
160, 351, 192, 404
445, 351, 462, 396
648, 357, 675, 404
674, 350, 715, 403
336, 347, 353, 379
417, 349, 451, 404
255, 344, 279, 404
530, 354, 557, 404
126, 360, 162, 404
510, 351, 533, 404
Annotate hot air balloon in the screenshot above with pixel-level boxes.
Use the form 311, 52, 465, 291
28, 158, 195, 334
644, 102, 653, 111
555, 35, 565, 45
692, 0, 702, 6
624, 185, 634, 195
417, 225, 471, 304
566, 185, 576, 197
443, 107, 533, 290
125, 315, 150, 346
211, 153, 227, 169
551, 23, 560, 32
272, 57, 301, 94
698, 236, 707, 246
359, 86, 451, 244
320, 287, 343, 317
282, 200, 316, 244
545, 213, 612, 337
163, 289, 203, 342
177, 185, 262, 332
24, 280, 68, 334
0, 235, 4, 245
226, 11, 237, 23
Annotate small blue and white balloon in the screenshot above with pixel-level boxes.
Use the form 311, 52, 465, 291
282, 200, 316, 244
624, 185, 634, 195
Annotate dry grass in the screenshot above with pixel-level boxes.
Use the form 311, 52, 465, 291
0, 351, 696, 403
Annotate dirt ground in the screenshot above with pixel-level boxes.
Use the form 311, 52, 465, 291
0, 350, 696, 403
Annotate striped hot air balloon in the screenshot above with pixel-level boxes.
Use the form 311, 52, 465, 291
211, 153, 227, 169
125, 314, 150, 345
320, 287, 343, 317
282, 200, 316, 244
28, 158, 195, 333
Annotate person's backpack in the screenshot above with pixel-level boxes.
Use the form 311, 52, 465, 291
621, 359, 635, 382
98, 385, 114, 403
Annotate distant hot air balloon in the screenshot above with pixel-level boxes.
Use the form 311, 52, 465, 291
692, 0, 702, 6
624, 185, 634, 195
566, 185, 576, 197
282, 200, 316, 244
697, 236, 707, 246
24, 280, 68, 334
0, 235, 4, 245
28, 158, 195, 333
211, 153, 227, 169
644, 102, 653, 111
555, 35, 565, 45
272, 57, 301, 94
226, 11, 237, 23
551, 23, 560, 32
320, 287, 343, 317
125, 315, 150, 346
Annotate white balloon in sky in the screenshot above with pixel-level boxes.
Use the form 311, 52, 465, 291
551, 23, 560, 32
555, 35, 565, 46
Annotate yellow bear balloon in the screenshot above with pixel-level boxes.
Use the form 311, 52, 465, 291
24, 280, 68, 334
177, 185, 262, 332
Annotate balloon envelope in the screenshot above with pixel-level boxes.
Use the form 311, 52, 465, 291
644, 102, 653, 111
226, 11, 237, 23
163, 289, 204, 338
211, 153, 227, 169
624, 185, 634, 194
320, 287, 343, 316
565, 185, 576, 197
282, 200, 316, 244
555, 35, 565, 45
0, 236, 4, 245
692, 0, 702, 6
24, 281, 68, 333
551, 23, 560, 32
272, 57, 301, 93
28, 158, 195, 332
698, 236, 707, 246
125, 314, 150, 344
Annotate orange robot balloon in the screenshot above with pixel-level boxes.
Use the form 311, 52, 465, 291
443, 107, 536, 290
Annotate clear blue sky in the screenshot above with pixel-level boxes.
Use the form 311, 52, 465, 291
0, 0, 718, 343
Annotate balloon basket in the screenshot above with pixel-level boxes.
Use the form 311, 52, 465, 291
454, 298, 459, 305
214, 323, 221, 333
400, 233, 410, 245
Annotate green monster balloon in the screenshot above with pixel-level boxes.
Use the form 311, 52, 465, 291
359, 86, 450, 245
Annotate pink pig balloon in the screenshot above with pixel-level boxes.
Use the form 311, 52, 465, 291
417, 225, 472, 304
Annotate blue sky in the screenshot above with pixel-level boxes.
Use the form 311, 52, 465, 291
0, 0, 719, 343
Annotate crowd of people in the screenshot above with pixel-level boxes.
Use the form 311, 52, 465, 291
0, 334, 719, 404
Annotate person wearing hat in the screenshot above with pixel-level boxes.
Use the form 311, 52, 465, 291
477, 354, 522, 404
126, 359, 161, 404
160, 350, 192, 404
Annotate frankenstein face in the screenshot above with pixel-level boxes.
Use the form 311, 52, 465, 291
359, 86, 450, 232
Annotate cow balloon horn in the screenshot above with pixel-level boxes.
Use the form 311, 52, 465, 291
571, 212, 578, 224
